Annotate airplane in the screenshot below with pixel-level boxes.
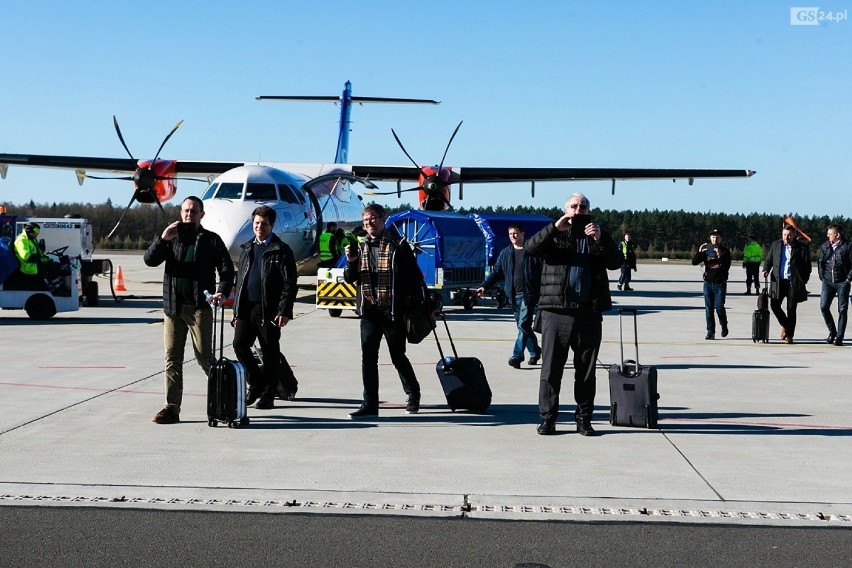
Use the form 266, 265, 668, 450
0, 80, 755, 275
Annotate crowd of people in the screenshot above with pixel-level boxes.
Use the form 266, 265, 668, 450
138, 194, 850, 435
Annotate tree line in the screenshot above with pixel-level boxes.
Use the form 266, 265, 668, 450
3, 199, 846, 261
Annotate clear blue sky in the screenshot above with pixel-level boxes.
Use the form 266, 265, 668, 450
1, 1, 850, 218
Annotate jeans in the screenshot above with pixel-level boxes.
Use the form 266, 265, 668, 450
359, 308, 420, 407
511, 293, 540, 362
619, 264, 632, 286
163, 304, 213, 411
820, 280, 850, 339
703, 281, 728, 335
538, 309, 602, 421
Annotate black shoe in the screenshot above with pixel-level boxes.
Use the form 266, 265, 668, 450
705, 333, 715, 340
575, 416, 598, 437
528, 355, 540, 365
508, 358, 522, 369
255, 398, 274, 410
721, 326, 729, 338
246, 389, 262, 407
826, 333, 836, 344
405, 395, 420, 414
745, 289, 752, 295
537, 419, 556, 435
349, 405, 378, 419
834, 337, 843, 346
624, 286, 633, 291
617, 284, 622, 291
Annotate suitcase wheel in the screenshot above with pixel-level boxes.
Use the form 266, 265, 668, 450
228, 420, 239, 429
208, 419, 217, 428
240, 416, 250, 426
609, 402, 617, 426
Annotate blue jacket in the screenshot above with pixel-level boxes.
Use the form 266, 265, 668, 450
479, 244, 542, 307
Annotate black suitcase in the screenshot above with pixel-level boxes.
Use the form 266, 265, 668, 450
753, 277, 770, 343
608, 308, 659, 429
433, 315, 492, 413
251, 344, 299, 400
207, 303, 249, 428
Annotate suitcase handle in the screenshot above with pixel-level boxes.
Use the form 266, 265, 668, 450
432, 313, 459, 361
617, 308, 640, 374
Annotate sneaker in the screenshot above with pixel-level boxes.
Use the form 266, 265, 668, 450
405, 395, 421, 414
255, 397, 274, 410
349, 404, 378, 419
508, 358, 522, 369
528, 355, 540, 365
721, 326, 729, 338
152, 406, 180, 424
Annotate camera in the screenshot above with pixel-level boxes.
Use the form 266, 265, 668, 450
706, 245, 716, 258
570, 214, 592, 238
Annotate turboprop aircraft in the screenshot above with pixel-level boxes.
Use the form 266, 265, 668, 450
0, 81, 755, 274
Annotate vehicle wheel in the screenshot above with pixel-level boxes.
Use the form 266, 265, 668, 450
83, 281, 99, 307
462, 291, 475, 311
328, 309, 342, 318
25, 294, 57, 320
431, 292, 444, 313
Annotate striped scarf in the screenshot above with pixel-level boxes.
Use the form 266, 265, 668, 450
360, 234, 394, 309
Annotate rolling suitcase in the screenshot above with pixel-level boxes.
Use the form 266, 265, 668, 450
752, 277, 770, 343
207, 303, 249, 428
608, 308, 659, 429
251, 344, 299, 400
433, 315, 492, 413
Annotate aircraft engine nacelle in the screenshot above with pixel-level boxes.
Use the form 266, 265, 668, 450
134, 159, 178, 204
418, 166, 453, 211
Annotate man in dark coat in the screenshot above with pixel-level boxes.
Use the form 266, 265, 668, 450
525, 192, 622, 437
144, 196, 235, 424
763, 224, 812, 344
232, 205, 298, 409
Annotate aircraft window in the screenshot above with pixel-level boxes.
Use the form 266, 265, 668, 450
201, 183, 218, 200
245, 183, 278, 201
214, 182, 245, 199
279, 184, 304, 205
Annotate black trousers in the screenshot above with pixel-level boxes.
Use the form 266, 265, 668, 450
359, 307, 420, 407
770, 279, 799, 338
538, 309, 602, 421
745, 262, 761, 290
232, 303, 283, 399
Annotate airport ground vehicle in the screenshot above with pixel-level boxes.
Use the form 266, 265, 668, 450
0, 212, 110, 319
315, 266, 357, 317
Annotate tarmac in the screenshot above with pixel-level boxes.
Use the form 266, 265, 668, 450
1, 253, 850, 527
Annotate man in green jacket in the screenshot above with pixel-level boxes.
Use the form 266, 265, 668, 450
742, 235, 763, 295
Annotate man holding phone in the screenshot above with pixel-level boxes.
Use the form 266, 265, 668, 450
692, 229, 732, 340
525, 192, 622, 436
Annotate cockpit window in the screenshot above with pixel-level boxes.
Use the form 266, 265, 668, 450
201, 183, 218, 200
245, 183, 277, 201
279, 184, 305, 205
212, 182, 245, 199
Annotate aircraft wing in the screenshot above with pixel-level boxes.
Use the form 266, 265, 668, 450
0, 153, 244, 177
350, 165, 755, 183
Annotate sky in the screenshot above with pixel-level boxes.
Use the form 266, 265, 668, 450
1, 1, 850, 218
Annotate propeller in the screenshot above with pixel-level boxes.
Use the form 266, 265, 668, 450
77, 116, 205, 239
783, 215, 812, 242
379, 121, 463, 210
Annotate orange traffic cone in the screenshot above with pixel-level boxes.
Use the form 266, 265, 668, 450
114, 265, 127, 292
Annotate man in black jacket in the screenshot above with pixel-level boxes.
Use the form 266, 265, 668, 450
232, 205, 298, 409
691, 229, 732, 340
343, 204, 430, 419
763, 224, 812, 344
525, 193, 622, 436
817, 223, 851, 346
144, 196, 235, 424
475, 223, 542, 368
